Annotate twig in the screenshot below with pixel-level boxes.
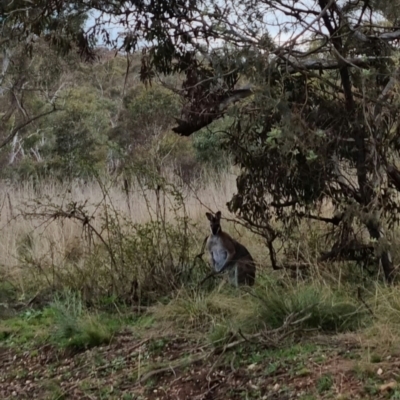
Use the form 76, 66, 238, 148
237, 329, 258, 345
199, 270, 219, 286
194, 235, 208, 262
138, 352, 209, 384
193, 382, 222, 400
0, 106, 58, 149
206, 351, 225, 381
357, 287, 375, 317
54, 383, 80, 400
295, 212, 344, 226
228, 352, 237, 373
23, 204, 119, 270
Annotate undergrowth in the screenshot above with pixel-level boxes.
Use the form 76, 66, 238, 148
2, 170, 400, 359
0, 291, 123, 351
5, 164, 211, 306
50, 291, 118, 351
251, 282, 366, 332
151, 279, 369, 347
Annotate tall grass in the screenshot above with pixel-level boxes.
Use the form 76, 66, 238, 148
0, 169, 269, 303
2, 169, 400, 351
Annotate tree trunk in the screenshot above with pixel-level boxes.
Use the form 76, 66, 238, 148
366, 221, 395, 283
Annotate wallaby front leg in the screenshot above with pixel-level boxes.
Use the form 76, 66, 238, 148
218, 251, 235, 273
211, 253, 217, 269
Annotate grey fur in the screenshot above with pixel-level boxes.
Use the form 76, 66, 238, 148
205, 211, 256, 287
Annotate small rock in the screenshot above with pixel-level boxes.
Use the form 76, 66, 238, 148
273, 383, 280, 391
377, 368, 383, 375
249, 384, 259, 390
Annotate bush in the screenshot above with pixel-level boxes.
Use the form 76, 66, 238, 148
16, 166, 203, 305
152, 288, 255, 331
50, 291, 117, 351
192, 118, 232, 170
124, 84, 180, 131
251, 283, 366, 333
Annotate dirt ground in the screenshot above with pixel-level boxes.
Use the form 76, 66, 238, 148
1, 330, 400, 400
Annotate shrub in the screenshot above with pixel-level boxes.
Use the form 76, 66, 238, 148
50, 291, 117, 351
192, 118, 232, 170
16, 165, 203, 305
250, 282, 366, 333
124, 84, 180, 131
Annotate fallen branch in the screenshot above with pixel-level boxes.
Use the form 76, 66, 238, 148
138, 352, 210, 384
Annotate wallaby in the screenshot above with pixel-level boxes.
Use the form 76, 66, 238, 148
205, 211, 256, 287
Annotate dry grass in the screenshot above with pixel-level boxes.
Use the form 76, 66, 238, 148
0, 170, 270, 294
0, 168, 379, 296
363, 284, 400, 353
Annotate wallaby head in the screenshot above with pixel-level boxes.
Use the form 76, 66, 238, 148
206, 211, 222, 235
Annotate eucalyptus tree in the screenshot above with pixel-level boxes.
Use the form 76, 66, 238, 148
0, 1, 90, 162
158, 0, 400, 283
142, 0, 400, 282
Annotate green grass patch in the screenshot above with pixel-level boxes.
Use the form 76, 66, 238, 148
0, 307, 56, 347
317, 373, 334, 393
0, 291, 123, 352
49, 292, 120, 351
151, 280, 367, 350
151, 287, 255, 331
250, 282, 366, 333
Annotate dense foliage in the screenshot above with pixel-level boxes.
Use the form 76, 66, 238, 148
3, 0, 400, 281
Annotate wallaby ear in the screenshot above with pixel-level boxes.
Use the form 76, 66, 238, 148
215, 211, 222, 219
205, 212, 213, 221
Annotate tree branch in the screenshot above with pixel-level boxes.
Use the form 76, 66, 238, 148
172, 54, 389, 136
373, 67, 400, 124
387, 164, 400, 192
0, 106, 58, 149
296, 212, 344, 226
277, 55, 387, 72
351, 28, 400, 42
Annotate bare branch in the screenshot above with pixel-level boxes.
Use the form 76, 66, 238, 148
373, 67, 400, 124
0, 106, 58, 149
295, 212, 344, 226
351, 28, 400, 42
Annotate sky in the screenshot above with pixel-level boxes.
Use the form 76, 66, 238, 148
83, 0, 385, 51
84, 1, 307, 49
